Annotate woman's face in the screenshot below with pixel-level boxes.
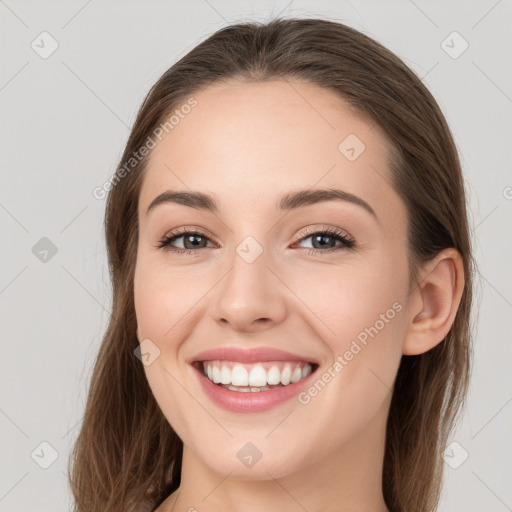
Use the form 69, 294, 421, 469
134, 79, 412, 479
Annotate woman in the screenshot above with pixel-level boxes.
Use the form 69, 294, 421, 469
69, 17, 474, 512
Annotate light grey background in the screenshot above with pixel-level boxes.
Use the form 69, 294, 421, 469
1, 1, 511, 511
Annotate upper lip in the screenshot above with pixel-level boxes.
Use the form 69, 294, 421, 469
190, 347, 319, 365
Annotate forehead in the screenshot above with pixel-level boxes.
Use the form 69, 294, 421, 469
138, 79, 401, 222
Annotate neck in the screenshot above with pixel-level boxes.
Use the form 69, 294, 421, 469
162, 398, 391, 512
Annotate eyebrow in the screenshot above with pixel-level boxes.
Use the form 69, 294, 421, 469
146, 188, 377, 220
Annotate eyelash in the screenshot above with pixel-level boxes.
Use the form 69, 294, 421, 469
156, 226, 355, 257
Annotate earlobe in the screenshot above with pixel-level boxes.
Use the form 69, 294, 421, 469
402, 248, 465, 356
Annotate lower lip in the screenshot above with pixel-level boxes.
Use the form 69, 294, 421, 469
193, 365, 317, 413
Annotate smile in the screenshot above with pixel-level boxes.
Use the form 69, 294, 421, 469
201, 360, 314, 392
190, 347, 319, 412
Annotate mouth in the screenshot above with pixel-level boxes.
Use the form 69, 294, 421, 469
189, 346, 320, 412
192, 360, 319, 393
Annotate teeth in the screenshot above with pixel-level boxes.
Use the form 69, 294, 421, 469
202, 360, 314, 390
249, 366, 267, 387
225, 384, 272, 392
266, 366, 281, 385
291, 367, 302, 383
231, 364, 249, 386
220, 366, 231, 385
280, 366, 292, 385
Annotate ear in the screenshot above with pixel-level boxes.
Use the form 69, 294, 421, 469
402, 248, 465, 356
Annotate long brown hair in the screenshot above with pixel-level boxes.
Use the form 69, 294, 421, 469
68, 17, 474, 512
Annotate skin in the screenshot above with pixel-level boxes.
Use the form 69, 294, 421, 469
133, 79, 465, 512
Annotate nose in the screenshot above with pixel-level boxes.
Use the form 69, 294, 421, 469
212, 247, 287, 334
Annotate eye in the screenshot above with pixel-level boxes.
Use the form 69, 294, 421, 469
156, 228, 216, 256
156, 226, 355, 256
293, 227, 355, 255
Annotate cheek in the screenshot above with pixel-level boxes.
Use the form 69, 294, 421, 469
288, 254, 405, 343
286, 253, 407, 396
133, 258, 204, 434
134, 271, 168, 341
134, 257, 205, 341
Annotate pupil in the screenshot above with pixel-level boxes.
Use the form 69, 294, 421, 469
185, 235, 205, 249
313, 234, 334, 249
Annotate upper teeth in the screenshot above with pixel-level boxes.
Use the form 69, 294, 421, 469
202, 360, 313, 387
